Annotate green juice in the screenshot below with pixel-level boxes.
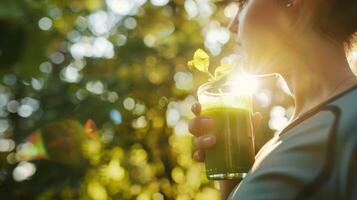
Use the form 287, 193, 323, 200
202, 107, 255, 180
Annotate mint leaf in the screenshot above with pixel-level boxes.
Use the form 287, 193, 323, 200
187, 49, 209, 73
187, 48, 234, 82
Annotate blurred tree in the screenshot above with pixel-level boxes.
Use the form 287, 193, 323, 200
0, 1, 220, 199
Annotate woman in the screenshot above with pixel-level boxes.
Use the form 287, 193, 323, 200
189, 0, 357, 199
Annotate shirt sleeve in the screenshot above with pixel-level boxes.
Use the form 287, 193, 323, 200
228, 111, 337, 200
228, 126, 333, 199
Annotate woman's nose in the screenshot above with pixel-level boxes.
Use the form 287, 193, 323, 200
228, 11, 239, 34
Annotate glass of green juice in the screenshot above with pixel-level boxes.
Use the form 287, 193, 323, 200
197, 80, 255, 180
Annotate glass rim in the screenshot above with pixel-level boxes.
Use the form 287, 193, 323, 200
197, 80, 244, 97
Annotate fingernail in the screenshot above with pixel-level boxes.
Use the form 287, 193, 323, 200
192, 103, 201, 114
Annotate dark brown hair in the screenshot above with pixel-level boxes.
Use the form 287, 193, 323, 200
233, 0, 357, 47
314, 0, 357, 48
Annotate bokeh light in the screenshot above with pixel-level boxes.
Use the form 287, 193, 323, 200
38, 17, 52, 31
13, 162, 36, 182
150, 0, 169, 7
0, 139, 15, 152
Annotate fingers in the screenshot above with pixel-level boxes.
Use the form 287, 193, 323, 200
194, 134, 216, 149
190, 104, 262, 164
190, 103, 214, 163
189, 116, 214, 137
192, 134, 216, 162
252, 112, 263, 132
193, 150, 205, 162
191, 103, 201, 116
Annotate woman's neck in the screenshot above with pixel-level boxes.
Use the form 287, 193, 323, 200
281, 35, 357, 120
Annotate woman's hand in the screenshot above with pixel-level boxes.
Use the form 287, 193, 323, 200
189, 103, 262, 199
189, 103, 215, 162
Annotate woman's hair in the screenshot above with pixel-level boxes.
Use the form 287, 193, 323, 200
234, 0, 357, 48
314, 0, 357, 48
232, 0, 356, 47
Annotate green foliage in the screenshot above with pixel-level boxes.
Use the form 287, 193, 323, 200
0, 1, 220, 199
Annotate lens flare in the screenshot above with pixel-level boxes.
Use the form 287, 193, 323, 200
16, 119, 99, 166
17, 131, 48, 161
229, 74, 260, 95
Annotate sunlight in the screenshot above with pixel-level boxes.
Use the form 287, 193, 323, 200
230, 74, 260, 95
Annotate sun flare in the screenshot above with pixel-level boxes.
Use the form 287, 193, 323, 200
229, 74, 260, 95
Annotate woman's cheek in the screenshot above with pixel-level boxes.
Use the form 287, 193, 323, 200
240, 2, 284, 56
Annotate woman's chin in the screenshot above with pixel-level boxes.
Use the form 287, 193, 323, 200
243, 59, 278, 76
242, 65, 270, 76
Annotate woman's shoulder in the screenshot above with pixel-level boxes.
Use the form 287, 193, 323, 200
329, 84, 357, 114
325, 83, 357, 130
229, 86, 357, 200
229, 110, 338, 199
330, 86, 357, 199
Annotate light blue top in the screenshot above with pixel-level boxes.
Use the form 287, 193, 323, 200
229, 85, 357, 200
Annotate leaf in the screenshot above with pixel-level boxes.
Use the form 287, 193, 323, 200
187, 48, 210, 73
214, 63, 234, 79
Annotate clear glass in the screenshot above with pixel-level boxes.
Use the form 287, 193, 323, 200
198, 81, 255, 180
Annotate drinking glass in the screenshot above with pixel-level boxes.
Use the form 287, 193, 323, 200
198, 81, 255, 180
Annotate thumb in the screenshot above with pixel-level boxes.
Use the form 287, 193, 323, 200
252, 112, 262, 132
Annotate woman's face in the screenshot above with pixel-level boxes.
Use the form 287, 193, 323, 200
232, 0, 300, 74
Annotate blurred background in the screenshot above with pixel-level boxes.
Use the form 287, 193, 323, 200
0, 0, 356, 199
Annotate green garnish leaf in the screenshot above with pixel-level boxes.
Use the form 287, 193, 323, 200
187, 48, 234, 83
187, 48, 210, 73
